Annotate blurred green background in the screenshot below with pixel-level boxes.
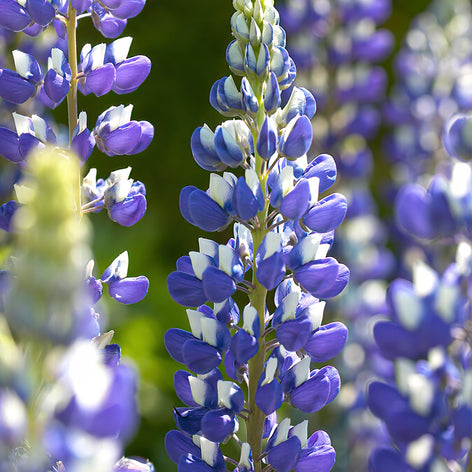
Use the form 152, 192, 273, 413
67, 0, 432, 469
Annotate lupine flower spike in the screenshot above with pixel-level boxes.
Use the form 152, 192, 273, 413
166, 1, 349, 471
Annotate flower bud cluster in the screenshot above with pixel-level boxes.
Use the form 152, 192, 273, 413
165, 1, 349, 471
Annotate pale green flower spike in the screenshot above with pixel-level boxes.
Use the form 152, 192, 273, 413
6, 147, 91, 344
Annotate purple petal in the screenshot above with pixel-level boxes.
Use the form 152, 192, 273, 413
0, 200, 19, 232
44, 69, 70, 104
276, 316, 313, 352
26, 0, 55, 26
108, 194, 146, 227
280, 179, 311, 220
303, 154, 337, 193
201, 409, 236, 442
0, 127, 21, 163
303, 193, 347, 233
201, 266, 236, 303
0, 69, 35, 104
164, 329, 195, 364
267, 436, 301, 472
113, 55, 151, 94
182, 339, 222, 374
304, 322, 348, 362
84, 63, 116, 97
109, 0, 145, 19
187, 189, 229, 232
167, 271, 207, 307
279, 114, 313, 159
290, 373, 331, 413
165, 430, 201, 464
255, 380, 283, 415
129, 121, 154, 154
104, 121, 142, 155
295, 445, 335, 472
107, 275, 149, 304
0, 0, 31, 31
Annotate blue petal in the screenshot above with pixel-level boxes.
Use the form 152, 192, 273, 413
304, 322, 348, 362
104, 121, 142, 155
267, 436, 301, 472
182, 339, 222, 374
276, 316, 312, 352
295, 445, 335, 472
280, 179, 311, 220
84, 63, 116, 97
44, 69, 70, 104
113, 55, 151, 94
72, 129, 95, 165
230, 329, 259, 364
173, 406, 207, 436
165, 430, 201, 464
255, 380, 283, 415
279, 114, 312, 159
188, 189, 230, 232
129, 120, 154, 154
0, 200, 19, 232
367, 381, 406, 421
26, 0, 55, 26
256, 116, 277, 160
395, 184, 435, 239
0, 127, 21, 163
92, 4, 127, 38
107, 275, 149, 304
368, 447, 408, 472
302, 154, 337, 193
191, 126, 226, 172
0, 0, 31, 31
303, 193, 347, 233
256, 251, 285, 290
167, 271, 207, 307
202, 266, 236, 303
165, 328, 195, 364
233, 177, 259, 221
290, 372, 331, 413
71, 0, 92, 13
0, 69, 35, 104
214, 125, 245, 167
178, 454, 217, 472
295, 258, 348, 299
110, 0, 146, 19
201, 409, 236, 442
108, 194, 146, 227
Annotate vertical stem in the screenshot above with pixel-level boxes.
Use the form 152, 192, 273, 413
247, 226, 268, 472
65, 3, 80, 210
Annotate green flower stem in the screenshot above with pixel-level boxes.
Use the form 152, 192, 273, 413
247, 225, 268, 472
246, 79, 271, 471
65, 3, 80, 211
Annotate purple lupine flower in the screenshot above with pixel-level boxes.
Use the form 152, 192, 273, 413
82, 167, 147, 227
93, 104, 153, 156
165, 1, 350, 471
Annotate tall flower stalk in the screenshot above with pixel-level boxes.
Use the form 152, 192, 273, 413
165, 1, 349, 471
0, 0, 154, 470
